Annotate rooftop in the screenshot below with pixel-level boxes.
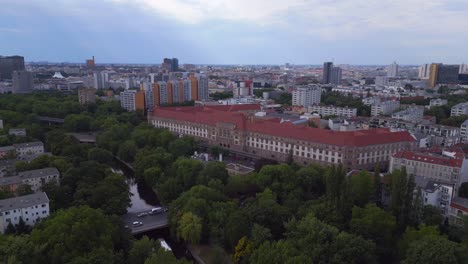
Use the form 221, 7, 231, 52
392, 148, 465, 168
13, 141, 44, 149
152, 105, 416, 147
0, 192, 49, 212
18, 167, 59, 180
451, 197, 468, 212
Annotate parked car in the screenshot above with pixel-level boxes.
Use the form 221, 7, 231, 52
137, 212, 148, 217
132, 221, 143, 227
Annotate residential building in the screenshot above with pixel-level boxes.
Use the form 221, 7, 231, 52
150, 105, 416, 171
12, 71, 33, 93
461, 119, 468, 142
390, 148, 468, 194
391, 107, 424, 122
363, 97, 381, 106
292, 85, 321, 107
0, 55, 25, 80
371, 100, 400, 116
13, 142, 44, 158
120, 90, 145, 111
449, 197, 468, 226
429, 99, 448, 108
387, 62, 399, 78
78, 88, 96, 104
308, 105, 357, 117
86, 56, 95, 69
375, 76, 388, 86
419, 64, 431, 79
0, 146, 15, 159
414, 175, 454, 215
451, 102, 468, 117
460, 64, 468, 74
322, 62, 333, 84
331, 67, 342, 85
0, 192, 50, 234
0, 167, 60, 193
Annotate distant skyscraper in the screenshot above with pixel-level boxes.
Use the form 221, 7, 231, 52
330, 67, 342, 85
460, 64, 468, 74
86, 56, 95, 69
438, 65, 460, 85
12, 71, 33, 93
162, 58, 172, 71
322, 62, 333, 84
419, 64, 431, 79
171, 58, 179, 72
0, 55, 25, 80
387, 62, 399, 78
375, 76, 389, 86
93, 71, 104, 89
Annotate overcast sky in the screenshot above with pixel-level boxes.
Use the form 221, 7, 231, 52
1, 0, 467, 65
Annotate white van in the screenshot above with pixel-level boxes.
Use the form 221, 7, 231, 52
150, 207, 163, 214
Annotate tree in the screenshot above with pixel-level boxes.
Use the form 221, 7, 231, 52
16, 184, 33, 196
422, 205, 444, 226
410, 188, 424, 226
30, 206, 122, 264
168, 136, 196, 157
459, 182, 468, 198
403, 236, 461, 264
117, 140, 137, 162
176, 212, 202, 244
391, 168, 414, 230
144, 248, 190, 264
88, 147, 114, 164
350, 171, 373, 207
250, 224, 272, 247
144, 167, 163, 187
87, 173, 131, 215
350, 204, 397, 261
64, 114, 92, 132
398, 224, 440, 257
197, 161, 229, 185
128, 236, 158, 264
234, 236, 252, 264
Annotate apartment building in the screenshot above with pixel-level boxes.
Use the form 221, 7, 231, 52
0, 192, 50, 234
414, 175, 454, 215
390, 148, 468, 193
362, 97, 381, 106
429, 98, 448, 108
391, 107, 424, 122
308, 105, 357, 117
451, 102, 468, 117
120, 90, 145, 111
449, 197, 468, 226
461, 120, 468, 142
78, 88, 96, 104
13, 141, 44, 158
371, 100, 400, 116
150, 105, 416, 170
0, 167, 59, 193
292, 85, 321, 107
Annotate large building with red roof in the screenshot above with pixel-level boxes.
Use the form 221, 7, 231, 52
390, 147, 468, 193
149, 104, 417, 170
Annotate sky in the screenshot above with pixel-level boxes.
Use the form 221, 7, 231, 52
1, 0, 467, 65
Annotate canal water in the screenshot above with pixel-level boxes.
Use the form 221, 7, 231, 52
114, 160, 194, 261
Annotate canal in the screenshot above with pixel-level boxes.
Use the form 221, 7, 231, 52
114, 159, 194, 261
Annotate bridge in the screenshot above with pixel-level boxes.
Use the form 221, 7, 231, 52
37, 116, 65, 124
122, 210, 169, 235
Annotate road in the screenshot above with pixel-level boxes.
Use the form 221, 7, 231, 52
122, 210, 169, 235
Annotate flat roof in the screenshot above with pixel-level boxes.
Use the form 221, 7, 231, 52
226, 163, 255, 174
0, 192, 49, 212
18, 167, 59, 180
13, 141, 44, 148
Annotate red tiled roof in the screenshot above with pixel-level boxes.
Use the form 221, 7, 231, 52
450, 202, 468, 213
392, 149, 464, 168
152, 105, 416, 147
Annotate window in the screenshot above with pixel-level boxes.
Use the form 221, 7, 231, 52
41, 204, 46, 208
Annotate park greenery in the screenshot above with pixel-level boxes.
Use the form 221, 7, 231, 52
1, 92, 468, 263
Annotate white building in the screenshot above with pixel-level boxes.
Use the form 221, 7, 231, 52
390, 148, 468, 194
429, 99, 448, 108
391, 107, 424, 122
460, 64, 468, 74
375, 76, 389, 86
387, 62, 399, 78
292, 85, 321, 107
18, 167, 60, 192
461, 119, 468, 142
362, 97, 381, 106
371, 100, 400, 116
13, 142, 44, 158
120, 90, 138, 111
419, 64, 432, 79
308, 105, 357, 117
451, 102, 468, 117
0, 192, 50, 234
414, 175, 454, 216
449, 197, 468, 226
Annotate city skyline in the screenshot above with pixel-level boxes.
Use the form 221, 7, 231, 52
1, 0, 468, 65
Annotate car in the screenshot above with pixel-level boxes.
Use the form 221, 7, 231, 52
150, 207, 163, 214
132, 221, 143, 227
137, 212, 148, 217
